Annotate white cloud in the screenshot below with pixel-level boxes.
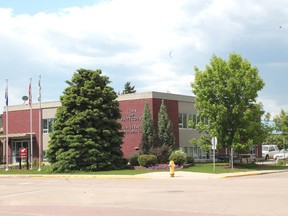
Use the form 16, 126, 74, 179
0, 0, 288, 116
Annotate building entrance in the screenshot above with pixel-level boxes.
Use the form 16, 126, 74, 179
12, 141, 30, 164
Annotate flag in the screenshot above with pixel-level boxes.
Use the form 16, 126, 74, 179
28, 78, 32, 107
38, 75, 41, 102
5, 79, 8, 106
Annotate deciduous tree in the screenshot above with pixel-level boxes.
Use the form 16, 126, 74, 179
191, 53, 266, 152
273, 109, 288, 147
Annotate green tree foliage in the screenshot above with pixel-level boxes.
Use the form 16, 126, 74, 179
122, 81, 136, 94
140, 102, 156, 154
191, 53, 266, 152
273, 109, 288, 147
157, 100, 175, 150
46, 69, 124, 172
261, 112, 275, 143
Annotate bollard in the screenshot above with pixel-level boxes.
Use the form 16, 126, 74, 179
169, 160, 175, 177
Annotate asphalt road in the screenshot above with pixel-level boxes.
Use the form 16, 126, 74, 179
0, 171, 287, 216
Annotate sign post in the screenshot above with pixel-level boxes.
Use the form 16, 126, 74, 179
19, 148, 28, 170
211, 137, 217, 172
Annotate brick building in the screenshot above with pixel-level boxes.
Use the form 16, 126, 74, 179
1, 91, 209, 165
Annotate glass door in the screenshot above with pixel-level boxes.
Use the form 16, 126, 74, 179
12, 141, 30, 164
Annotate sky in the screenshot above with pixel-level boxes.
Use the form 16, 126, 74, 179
0, 0, 287, 117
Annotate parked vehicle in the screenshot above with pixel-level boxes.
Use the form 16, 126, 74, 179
262, 144, 279, 160
273, 149, 288, 160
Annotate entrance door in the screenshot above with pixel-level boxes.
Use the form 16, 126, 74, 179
12, 141, 30, 164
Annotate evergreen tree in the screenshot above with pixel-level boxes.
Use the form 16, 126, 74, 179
122, 81, 136, 94
140, 102, 155, 154
157, 100, 175, 150
46, 69, 124, 172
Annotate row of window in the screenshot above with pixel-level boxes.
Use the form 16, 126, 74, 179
178, 113, 209, 129
180, 146, 211, 159
43, 114, 208, 133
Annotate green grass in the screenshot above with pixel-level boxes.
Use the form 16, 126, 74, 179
1, 162, 287, 175
0, 165, 162, 175
182, 162, 288, 174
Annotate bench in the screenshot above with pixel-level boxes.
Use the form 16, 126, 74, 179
216, 154, 230, 162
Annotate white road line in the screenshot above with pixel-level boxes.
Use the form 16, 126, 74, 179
18, 182, 32, 185
0, 189, 56, 199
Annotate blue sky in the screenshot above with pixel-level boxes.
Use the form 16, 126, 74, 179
1, 0, 288, 117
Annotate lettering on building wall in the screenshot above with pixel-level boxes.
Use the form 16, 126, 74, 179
120, 109, 142, 134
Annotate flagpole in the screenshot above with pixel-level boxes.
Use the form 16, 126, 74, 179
29, 78, 33, 170
5, 79, 9, 171
38, 75, 42, 171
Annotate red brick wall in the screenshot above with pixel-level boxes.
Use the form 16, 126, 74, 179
3, 98, 180, 159
119, 99, 150, 157
119, 98, 179, 158
3, 109, 40, 158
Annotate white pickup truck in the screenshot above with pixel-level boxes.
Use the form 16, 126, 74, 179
262, 144, 279, 160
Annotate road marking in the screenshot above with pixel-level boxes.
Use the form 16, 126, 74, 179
18, 182, 32, 185
0, 189, 56, 199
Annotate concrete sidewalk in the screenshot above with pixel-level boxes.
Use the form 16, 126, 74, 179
135, 169, 288, 179
1, 169, 287, 180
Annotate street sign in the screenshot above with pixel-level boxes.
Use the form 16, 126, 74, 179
211, 137, 217, 150
19, 148, 28, 159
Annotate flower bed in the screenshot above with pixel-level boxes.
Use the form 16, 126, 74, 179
147, 164, 181, 170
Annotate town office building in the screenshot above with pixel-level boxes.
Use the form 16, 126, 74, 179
1, 91, 208, 165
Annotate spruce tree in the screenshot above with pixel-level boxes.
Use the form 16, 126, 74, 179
158, 100, 175, 150
46, 69, 124, 172
122, 81, 136, 94
140, 102, 155, 154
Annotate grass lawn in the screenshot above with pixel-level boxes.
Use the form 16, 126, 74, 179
182, 162, 288, 174
0, 162, 287, 175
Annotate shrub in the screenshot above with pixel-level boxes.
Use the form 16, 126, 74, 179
122, 157, 129, 166
149, 144, 170, 163
186, 156, 194, 164
276, 159, 285, 166
128, 153, 140, 166
138, 154, 158, 167
169, 150, 186, 166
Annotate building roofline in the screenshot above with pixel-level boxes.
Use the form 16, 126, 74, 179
117, 91, 195, 102
3, 101, 61, 112
2, 91, 195, 113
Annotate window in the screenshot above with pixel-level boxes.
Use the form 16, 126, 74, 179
183, 113, 187, 128
179, 112, 209, 129
178, 113, 183, 128
269, 146, 275, 152
43, 118, 56, 133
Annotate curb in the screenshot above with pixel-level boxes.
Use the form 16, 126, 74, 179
0, 174, 146, 180
1, 169, 288, 180
220, 169, 288, 178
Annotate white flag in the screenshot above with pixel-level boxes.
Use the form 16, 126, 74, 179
28, 78, 32, 107
38, 75, 41, 102
5, 79, 8, 106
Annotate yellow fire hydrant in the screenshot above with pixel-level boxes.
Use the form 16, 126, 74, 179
169, 160, 175, 177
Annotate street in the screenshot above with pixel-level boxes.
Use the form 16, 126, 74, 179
0, 171, 287, 216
